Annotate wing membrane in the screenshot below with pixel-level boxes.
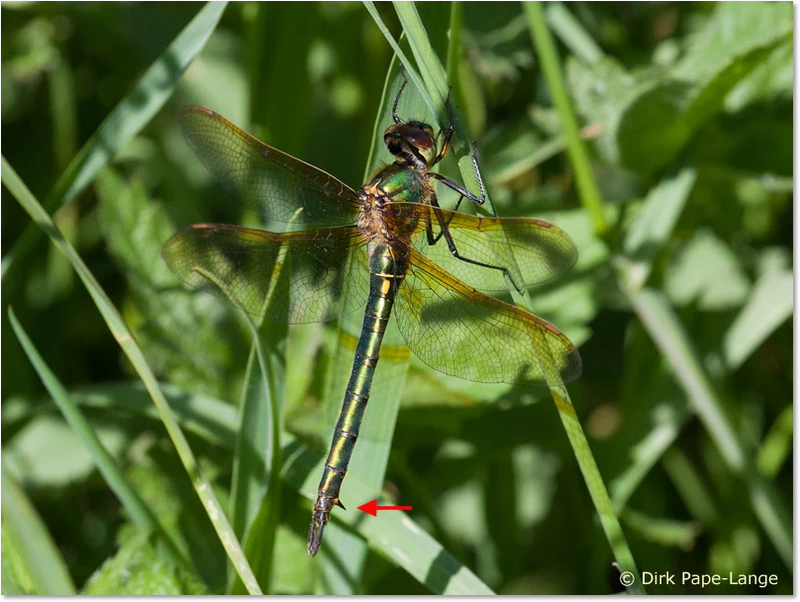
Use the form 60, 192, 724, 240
402, 204, 577, 291
162, 224, 369, 324
396, 248, 581, 386
179, 106, 361, 225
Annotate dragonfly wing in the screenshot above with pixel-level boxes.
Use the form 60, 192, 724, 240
179, 106, 361, 225
162, 224, 369, 324
396, 248, 581, 386
404, 204, 577, 291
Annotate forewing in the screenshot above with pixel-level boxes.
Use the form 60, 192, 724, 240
405, 204, 577, 291
179, 106, 360, 225
162, 224, 369, 324
396, 248, 581, 386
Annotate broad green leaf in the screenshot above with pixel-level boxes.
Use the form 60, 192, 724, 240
96, 168, 245, 399
83, 533, 207, 595
270, 525, 315, 594
567, 2, 792, 177
671, 3, 792, 83
566, 56, 652, 165
723, 269, 793, 370
665, 229, 750, 310
3, 413, 126, 488
725, 39, 793, 112
622, 165, 697, 290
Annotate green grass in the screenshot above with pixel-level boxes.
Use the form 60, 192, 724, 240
2, 1, 792, 595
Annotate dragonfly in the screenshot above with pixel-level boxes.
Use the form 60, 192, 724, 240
162, 72, 582, 557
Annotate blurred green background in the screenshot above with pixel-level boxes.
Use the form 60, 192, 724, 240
1, 1, 792, 595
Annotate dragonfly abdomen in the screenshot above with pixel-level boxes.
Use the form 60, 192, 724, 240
307, 243, 407, 556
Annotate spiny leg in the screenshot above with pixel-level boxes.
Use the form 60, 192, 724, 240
428, 121, 516, 287
420, 78, 508, 286
430, 90, 487, 206
429, 168, 484, 205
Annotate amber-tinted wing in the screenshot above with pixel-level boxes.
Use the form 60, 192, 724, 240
178, 106, 361, 225
401, 204, 577, 292
395, 248, 581, 386
162, 224, 369, 324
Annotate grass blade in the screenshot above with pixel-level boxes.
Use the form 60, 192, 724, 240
65, 382, 495, 594
231, 317, 284, 593
311, 8, 452, 588
2, 1, 228, 287
393, 3, 448, 101
757, 405, 793, 478
312, 55, 419, 596
375, 3, 642, 591
7, 307, 187, 566
523, 1, 608, 235
545, 2, 603, 65
362, 2, 440, 126
523, 2, 641, 589
391, 2, 475, 164
2, 466, 76, 594
283, 436, 495, 595
662, 448, 719, 528
1, 155, 263, 595
626, 287, 792, 568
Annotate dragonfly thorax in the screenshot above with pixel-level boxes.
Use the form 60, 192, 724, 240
383, 121, 436, 169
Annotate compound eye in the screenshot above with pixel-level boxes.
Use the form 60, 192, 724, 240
406, 130, 433, 149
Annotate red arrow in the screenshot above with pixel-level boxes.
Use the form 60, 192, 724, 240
357, 499, 413, 517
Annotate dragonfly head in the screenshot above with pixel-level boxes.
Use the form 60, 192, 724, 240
383, 121, 437, 168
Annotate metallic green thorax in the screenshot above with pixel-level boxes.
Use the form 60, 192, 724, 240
371, 164, 427, 204
307, 239, 409, 556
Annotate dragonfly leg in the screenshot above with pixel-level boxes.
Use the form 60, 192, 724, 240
429, 171, 485, 206
428, 196, 524, 292
428, 138, 487, 206
392, 68, 409, 125
432, 87, 456, 166
425, 196, 463, 246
